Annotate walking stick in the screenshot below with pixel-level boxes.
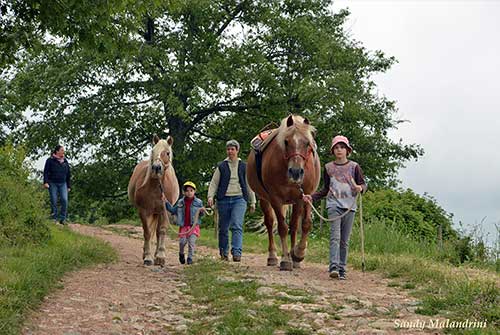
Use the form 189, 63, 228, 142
359, 193, 366, 272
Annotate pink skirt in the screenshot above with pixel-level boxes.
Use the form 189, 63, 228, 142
178, 225, 200, 238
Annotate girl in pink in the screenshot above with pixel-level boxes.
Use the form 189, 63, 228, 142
303, 135, 367, 280
164, 181, 206, 265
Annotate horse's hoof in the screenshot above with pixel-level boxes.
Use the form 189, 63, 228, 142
267, 257, 278, 266
280, 261, 293, 271
143, 259, 153, 266
290, 248, 304, 263
293, 261, 302, 269
154, 257, 166, 267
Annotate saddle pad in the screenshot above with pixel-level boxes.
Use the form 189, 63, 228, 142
250, 129, 278, 152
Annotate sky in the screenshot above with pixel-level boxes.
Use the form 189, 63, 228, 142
331, 0, 500, 244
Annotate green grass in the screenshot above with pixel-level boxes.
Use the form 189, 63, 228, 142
182, 258, 318, 335
0, 225, 117, 335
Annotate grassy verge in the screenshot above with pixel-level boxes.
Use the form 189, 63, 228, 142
0, 225, 117, 335
182, 257, 315, 335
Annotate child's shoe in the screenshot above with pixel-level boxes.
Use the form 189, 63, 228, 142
329, 269, 339, 279
179, 253, 186, 264
339, 271, 346, 280
187, 257, 193, 265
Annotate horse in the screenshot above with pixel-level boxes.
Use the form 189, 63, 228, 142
128, 135, 179, 266
247, 115, 321, 271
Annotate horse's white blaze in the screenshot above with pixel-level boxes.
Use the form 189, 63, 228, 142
292, 133, 300, 149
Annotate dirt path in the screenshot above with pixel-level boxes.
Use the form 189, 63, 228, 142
22, 224, 441, 335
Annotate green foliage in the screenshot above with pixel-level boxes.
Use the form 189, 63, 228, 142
1, 0, 423, 220
0, 226, 117, 335
361, 188, 457, 242
0, 144, 50, 246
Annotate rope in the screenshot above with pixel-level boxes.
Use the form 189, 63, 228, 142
306, 193, 359, 222
167, 206, 214, 237
305, 192, 366, 272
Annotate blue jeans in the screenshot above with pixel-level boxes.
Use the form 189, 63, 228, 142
217, 196, 247, 257
48, 182, 68, 222
328, 206, 355, 273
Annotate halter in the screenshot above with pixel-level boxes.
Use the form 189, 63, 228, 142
283, 146, 313, 162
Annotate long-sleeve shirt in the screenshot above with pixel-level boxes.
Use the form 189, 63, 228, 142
43, 156, 71, 188
312, 160, 367, 211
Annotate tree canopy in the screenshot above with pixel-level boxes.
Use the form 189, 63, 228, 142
1, 0, 422, 210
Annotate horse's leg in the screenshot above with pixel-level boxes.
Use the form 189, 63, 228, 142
292, 201, 312, 265
261, 199, 278, 266
272, 203, 292, 271
290, 203, 304, 268
154, 211, 168, 267
141, 211, 154, 266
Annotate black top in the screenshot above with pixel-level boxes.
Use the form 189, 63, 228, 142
43, 156, 71, 188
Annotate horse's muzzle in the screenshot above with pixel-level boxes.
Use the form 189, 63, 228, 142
152, 164, 163, 176
288, 167, 304, 183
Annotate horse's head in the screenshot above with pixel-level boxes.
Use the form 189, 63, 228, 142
150, 135, 173, 178
278, 115, 316, 185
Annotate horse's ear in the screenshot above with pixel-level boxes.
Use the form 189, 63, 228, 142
286, 115, 294, 127
303, 117, 310, 125
153, 134, 160, 144
167, 136, 174, 146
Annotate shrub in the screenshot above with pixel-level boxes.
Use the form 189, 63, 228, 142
361, 188, 456, 242
0, 144, 50, 246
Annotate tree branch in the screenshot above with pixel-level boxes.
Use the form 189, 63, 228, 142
216, 0, 248, 37
101, 191, 129, 199
191, 129, 228, 141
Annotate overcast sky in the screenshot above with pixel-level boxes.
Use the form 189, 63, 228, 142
332, 0, 499, 243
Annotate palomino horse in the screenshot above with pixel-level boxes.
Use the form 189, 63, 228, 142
128, 135, 179, 266
247, 115, 320, 271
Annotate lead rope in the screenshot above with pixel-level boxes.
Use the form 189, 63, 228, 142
168, 206, 214, 237
301, 187, 366, 272
159, 181, 214, 237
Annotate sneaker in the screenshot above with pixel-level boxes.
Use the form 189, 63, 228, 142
232, 255, 241, 262
187, 257, 193, 265
179, 253, 186, 264
59, 220, 66, 225
220, 255, 229, 261
329, 269, 339, 279
339, 272, 346, 280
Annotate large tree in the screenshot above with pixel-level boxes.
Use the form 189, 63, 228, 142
2, 0, 422, 213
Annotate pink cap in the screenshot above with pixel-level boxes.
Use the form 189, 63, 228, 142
330, 135, 352, 153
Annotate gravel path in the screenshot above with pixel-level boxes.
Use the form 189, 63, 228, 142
22, 224, 441, 335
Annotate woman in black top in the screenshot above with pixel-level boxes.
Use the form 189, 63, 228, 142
43, 145, 71, 224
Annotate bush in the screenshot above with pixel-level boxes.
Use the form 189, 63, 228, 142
0, 144, 50, 246
361, 188, 456, 242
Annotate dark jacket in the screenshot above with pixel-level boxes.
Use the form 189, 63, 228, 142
43, 156, 71, 187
